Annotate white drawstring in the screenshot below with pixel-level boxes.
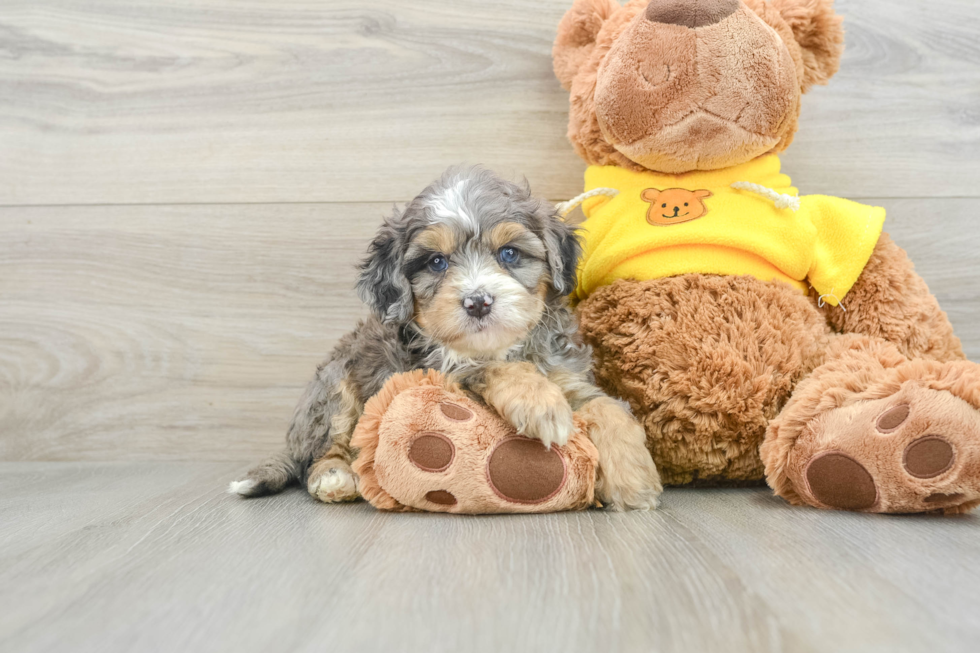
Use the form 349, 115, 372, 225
731, 181, 801, 212
555, 187, 620, 218
816, 288, 848, 312
560, 183, 799, 216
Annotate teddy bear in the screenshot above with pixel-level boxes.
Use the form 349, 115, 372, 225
552, 0, 980, 513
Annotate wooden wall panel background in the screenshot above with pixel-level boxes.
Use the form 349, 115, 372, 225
1, 0, 979, 462
1, 0, 979, 205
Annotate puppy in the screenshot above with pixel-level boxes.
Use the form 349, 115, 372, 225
230, 166, 662, 510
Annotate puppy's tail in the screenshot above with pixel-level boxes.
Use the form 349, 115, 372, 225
228, 451, 302, 498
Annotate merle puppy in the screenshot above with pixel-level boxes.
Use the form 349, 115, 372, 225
231, 166, 661, 510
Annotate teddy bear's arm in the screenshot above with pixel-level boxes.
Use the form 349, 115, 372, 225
809, 232, 965, 363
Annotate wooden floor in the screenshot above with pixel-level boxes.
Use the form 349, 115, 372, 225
2, 462, 979, 653
2, 1, 980, 651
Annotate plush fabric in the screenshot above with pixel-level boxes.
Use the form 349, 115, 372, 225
761, 336, 980, 515
577, 273, 832, 485
351, 370, 600, 514
643, 0, 739, 29
573, 156, 885, 304
594, 4, 800, 172
555, 0, 842, 174
553, 0, 980, 513
809, 233, 965, 363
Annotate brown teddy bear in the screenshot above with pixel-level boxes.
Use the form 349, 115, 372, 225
553, 0, 980, 513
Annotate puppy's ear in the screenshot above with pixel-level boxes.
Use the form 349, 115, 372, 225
540, 206, 583, 297
767, 0, 845, 91
553, 0, 620, 91
356, 213, 414, 324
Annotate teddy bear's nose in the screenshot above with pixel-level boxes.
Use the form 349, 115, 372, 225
644, 0, 739, 28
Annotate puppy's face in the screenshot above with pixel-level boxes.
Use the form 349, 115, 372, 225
408, 220, 550, 357
357, 168, 581, 359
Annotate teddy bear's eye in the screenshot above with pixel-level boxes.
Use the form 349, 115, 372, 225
662, 204, 667, 208
684, 202, 689, 207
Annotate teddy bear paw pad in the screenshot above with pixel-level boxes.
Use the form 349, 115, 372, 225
903, 436, 954, 479
804, 452, 877, 511
487, 438, 567, 504
439, 402, 473, 422
424, 490, 457, 506
408, 433, 455, 472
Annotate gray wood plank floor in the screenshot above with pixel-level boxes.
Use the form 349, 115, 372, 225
2, 462, 979, 653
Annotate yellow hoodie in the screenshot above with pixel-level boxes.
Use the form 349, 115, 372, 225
574, 155, 885, 307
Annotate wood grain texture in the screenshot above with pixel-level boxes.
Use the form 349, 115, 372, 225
1, 462, 978, 653
1, 199, 978, 462
1, 0, 979, 205
0, 203, 378, 461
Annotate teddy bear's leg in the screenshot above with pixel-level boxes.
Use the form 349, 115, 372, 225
761, 335, 980, 514
350, 370, 600, 513
811, 233, 965, 363
765, 232, 980, 513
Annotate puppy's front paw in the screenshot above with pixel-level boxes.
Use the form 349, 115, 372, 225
497, 380, 574, 449
598, 481, 662, 512
596, 437, 663, 512
580, 396, 663, 511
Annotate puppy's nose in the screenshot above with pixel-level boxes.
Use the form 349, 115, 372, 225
645, 0, 739, 28
462, 294, 493, 318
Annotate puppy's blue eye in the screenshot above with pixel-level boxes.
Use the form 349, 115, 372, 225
428, 255, 448, 272
498, 247, 520, 265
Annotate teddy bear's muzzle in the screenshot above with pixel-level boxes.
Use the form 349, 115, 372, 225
593, 2, 799, 173
644, 0, 739, 29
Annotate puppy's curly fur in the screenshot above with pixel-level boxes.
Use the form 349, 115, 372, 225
231, 166, 661, 510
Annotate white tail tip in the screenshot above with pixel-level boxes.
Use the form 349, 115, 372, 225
228, 479, 258, 496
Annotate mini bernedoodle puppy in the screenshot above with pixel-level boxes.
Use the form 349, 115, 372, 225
231, 166, 662, 510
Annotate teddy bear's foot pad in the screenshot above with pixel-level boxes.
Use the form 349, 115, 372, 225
787, 383, 980, 514
804, 453, 877, 511
487, 438, 567, 504
351, 371, 599, 514
405, 426, 567, 506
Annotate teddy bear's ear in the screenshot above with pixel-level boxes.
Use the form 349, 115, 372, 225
641, 189, 662, 202
553, 0, 621, 91
766, 0, 845, 91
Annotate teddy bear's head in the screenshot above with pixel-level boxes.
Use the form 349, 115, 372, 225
553, 0, 844, 174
